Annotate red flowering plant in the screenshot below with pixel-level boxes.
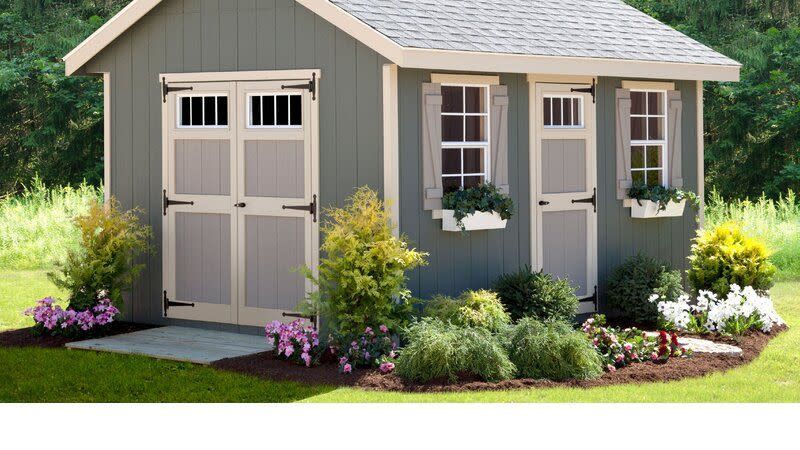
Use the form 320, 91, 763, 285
582, 314, 688, 372
265, 319, 324, 367
329, 324, 399, 374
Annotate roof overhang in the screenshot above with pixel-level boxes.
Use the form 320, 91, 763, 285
64, 0, 740, 82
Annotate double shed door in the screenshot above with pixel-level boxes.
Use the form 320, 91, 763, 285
534, 82, 598, 314
162, 77, 318, 326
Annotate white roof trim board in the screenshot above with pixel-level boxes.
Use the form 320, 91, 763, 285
64, 0, 740, 81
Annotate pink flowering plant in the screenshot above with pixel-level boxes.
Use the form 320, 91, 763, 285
24, 296, 121, 337
582, 314, 688, 371
265, 320, 323, 367
329, 324, 398, 374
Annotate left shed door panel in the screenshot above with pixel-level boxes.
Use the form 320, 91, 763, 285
163, 82, 238, 324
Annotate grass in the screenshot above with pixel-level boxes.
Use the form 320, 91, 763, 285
0, 179, 102, 271
706, 190, 800, 279
0, 271, 66, 330
0, 271, 797, 402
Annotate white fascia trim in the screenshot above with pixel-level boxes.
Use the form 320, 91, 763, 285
65, 0, 740, 83
64, 0, 162, 75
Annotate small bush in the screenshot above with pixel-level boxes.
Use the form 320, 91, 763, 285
606, 254, 685, 325
492, 266, 578, 322
425, 290, 511, 334
505, 318, 602, 381
301, 187, 428, 335
688, 222, 776, 297
395, 318, 516, 383
48, 199, 152, 311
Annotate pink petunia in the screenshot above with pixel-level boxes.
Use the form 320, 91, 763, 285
343, 364, 352, 374
379, 325, 389, 333
379, 362, 395, 374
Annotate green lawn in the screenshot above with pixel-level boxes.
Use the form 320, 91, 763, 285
0, 270, 798, 402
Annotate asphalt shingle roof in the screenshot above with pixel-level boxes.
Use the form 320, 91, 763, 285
329, 0, 738, 66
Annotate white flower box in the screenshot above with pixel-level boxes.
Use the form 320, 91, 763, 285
630, 199, 687, 219
440, 210, 508, 232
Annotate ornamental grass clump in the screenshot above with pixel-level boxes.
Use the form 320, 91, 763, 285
505, 318, 602, 381
688, 222, 776, 298
265, 320, 323, 367
395, 318, 515, 383
301, 187, 427, 335
425, 289, 511, 333
650, 284, 785, 335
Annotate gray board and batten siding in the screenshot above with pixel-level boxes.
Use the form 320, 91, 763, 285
79, 0, 700, 327
398, 72, 700, 309
81, 0, 388, 330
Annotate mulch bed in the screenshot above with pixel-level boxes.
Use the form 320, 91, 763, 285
0, 322, 154, 349
212, 325, 787, 393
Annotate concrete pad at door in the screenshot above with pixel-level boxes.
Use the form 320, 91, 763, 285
65, 326, 272, 365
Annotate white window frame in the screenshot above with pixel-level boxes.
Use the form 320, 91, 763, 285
543, 94, 584, 129
440, 82, 492, 191
629, 88, 669, 187
246, 92, 303, 129
176, 93, 229, 129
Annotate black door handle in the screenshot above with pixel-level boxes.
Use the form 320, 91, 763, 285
539, 201, 550, 206
235, 202, 246, 208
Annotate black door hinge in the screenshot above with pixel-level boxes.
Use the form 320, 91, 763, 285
282, 194, 317, 222
163, 190, 195, 216
282, 73, 317, 101
163, 290, 195, 316
162, 77, 193, 103
282, 312, 318, 328
572, 188, 597, 213
579, 286, 599, 311
571, 78, 596, 104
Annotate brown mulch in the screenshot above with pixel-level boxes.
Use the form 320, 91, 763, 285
0, 322, 155, 349
212, 325, 787, 393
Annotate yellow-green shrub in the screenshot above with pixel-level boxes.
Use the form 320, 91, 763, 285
48, 199, 152, 311
688, 222, 776, 297
303, 187, 427, 335
425, 290, 511, 334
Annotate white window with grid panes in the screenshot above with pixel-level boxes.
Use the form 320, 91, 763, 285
630, 90, 668, 187
441, 84, 491, 194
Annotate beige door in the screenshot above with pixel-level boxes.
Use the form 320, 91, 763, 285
162, 73, 319, 325
534, 82, 598, 314
162, 81, 238, 323
235, 81, 318, 327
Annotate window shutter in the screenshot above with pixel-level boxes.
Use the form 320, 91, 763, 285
422, 83, 443, 210
615, 88, 633, 199
667, 90, 683, 188
490, 85, 510, 194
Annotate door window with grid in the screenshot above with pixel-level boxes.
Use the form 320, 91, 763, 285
630, 90, 667, 186
441, 85, 490, 194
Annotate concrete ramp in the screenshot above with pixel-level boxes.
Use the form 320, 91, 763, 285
66, 326, 271, 365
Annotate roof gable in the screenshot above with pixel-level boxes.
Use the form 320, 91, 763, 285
64, 0, 739, 81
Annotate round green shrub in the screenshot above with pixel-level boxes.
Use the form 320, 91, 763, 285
396, 318, 516, 383
606, 254, 685, 325
492, 266, 578, 322
424, 290, 511, 334
504, 318, 602, 381
688, 222, 776, 297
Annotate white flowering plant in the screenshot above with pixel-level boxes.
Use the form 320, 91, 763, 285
649, 284, 785, 335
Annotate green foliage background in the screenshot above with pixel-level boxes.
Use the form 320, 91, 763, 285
0, 1, 799, 201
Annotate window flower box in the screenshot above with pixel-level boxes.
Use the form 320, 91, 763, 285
630, 199, 686, 219
440, 210, 508, 232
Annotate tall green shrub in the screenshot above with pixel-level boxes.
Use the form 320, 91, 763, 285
425, 290, 511, 333
688, 222, 776, 297
606, 254, 685, 325
48, 199, 152, 311
303, 187, 427, 335
504, 318, 603, 381
395, 318, 516, 383
492, 266, 578, 322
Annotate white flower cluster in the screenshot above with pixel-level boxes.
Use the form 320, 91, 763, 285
649, 285, 785, 333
